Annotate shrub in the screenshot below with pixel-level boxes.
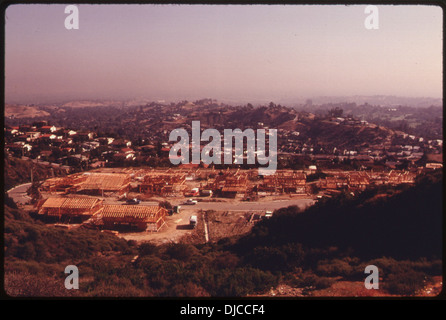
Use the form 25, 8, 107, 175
16, 243, 36, 260
85, 275, 147, 297
312, 276, 335, 290
208, 267, 279, 296
159, 201, 172, 210
316, 259, 354, 278
384, 270, 427, 295
212, 252, 240, 269
138, 242, 159, 256
4, 193, 18, 209
4, 271, 80, 297
164, 243, 198, 261
244, 246, 287, 271
166, 282, 210, 297
287, 270, 335, 290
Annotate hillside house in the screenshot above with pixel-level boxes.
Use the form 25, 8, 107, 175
40, 125, 57, 133
111, 139, 131, 148
26, 131, 41, 141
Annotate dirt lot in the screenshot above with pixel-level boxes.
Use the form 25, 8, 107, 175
117, 207, 257, 245
205, 210, 255, 242
114, 193, 313, 245
117, 206, 201, 244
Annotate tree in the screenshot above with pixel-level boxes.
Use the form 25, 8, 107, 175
329, 107, 343, 118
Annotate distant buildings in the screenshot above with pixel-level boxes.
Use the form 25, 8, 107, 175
319, 170, 416, 193
259, 171, 306, 194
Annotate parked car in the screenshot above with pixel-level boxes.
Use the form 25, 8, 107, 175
126, 198, 141, 204
185, 199, 197, 205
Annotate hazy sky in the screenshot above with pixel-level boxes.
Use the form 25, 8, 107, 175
4, 4, 443, 104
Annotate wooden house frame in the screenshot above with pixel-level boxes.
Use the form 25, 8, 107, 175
99, 204, 167, 232
37, 196, 103, 219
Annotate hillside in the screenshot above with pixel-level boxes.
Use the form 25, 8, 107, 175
223, 171, 443, 296
3, 203, 136, 297
288, 117, 392, 150
235, 171, 443, 261
3, 201, 280, 297
304, 103, 443, 140
3, 157, 67, 191
5, 104, 50, 119
3, 168, 443, 297
5, 101, 399, 152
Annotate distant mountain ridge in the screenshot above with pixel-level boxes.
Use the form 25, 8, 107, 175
5, 95, 442, 110
307, 95, 442, 108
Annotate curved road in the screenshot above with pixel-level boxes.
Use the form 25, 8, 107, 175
7, 182, 32, 205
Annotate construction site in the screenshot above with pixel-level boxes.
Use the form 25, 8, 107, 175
31, 166, 418, 244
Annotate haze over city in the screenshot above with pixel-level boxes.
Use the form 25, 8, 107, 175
5, 4, 443, 104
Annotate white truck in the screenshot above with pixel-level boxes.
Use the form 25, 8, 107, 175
189, 215, 198, 228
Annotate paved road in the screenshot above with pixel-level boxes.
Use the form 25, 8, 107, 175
103, 199, 159, 206
180, 198, 315, 212
7, 182, 33, 205
9, 184, 314, 213
103, 197, 315, 212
